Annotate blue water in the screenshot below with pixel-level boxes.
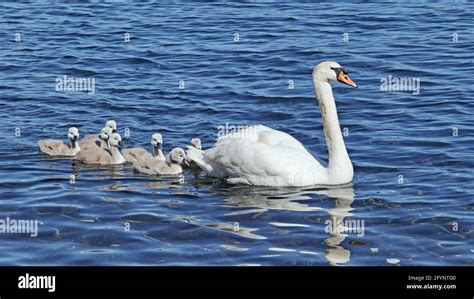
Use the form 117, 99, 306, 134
0, 2, 473, 266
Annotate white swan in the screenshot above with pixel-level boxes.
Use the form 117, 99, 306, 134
122, 133, 166, 163
79, 120, 117, 149
187, 61, 357, 187
133, 147, 188, 175
38, 127, 81, 156
75, 131, 126, 165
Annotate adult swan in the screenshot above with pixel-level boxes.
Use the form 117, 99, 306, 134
187, 61, 357, 187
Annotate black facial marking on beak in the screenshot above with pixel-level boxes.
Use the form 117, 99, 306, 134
332, 66, 357, 88
331, 67, 348, 75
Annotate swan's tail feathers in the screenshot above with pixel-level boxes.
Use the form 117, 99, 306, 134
186, 146, 214, 174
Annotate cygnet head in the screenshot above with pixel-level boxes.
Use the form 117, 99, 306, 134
99, 126, 113, 140
108, 132, 122, 147
105, 120, 117, 132
169, 147, 189, 166
313, 61, 357, 88
151, 133, 163, 148
191, 138, 202, 150
68, 127, 79, 142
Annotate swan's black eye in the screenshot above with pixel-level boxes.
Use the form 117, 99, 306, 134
331, 67, 341, 75
331, 67, 348, 75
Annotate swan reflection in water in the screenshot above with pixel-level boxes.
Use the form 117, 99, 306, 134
211, 183, 355, 265
68, 164, 356, 265
316, 186, 355, 265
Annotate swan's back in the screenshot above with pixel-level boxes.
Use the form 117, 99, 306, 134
216, 125, 308, 152
185, 124, 329, 186
133, 158, 182, 175
79, 134, 100, 148
122, 148, 152, 163
38, 139, 72, 156
133, 158, 158, 175
198, 134, 326, 186
75, 148, 112, 165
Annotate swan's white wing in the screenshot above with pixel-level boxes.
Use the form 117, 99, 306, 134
216, 125, 308, 152
202, 138, 326, 186
187, 124, 329, 186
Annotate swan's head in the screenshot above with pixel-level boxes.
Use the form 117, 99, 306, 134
313, 61, 357, 88
68, 127, 79, 142
99, 126, 113, 141
151, 133, 163, 148
191, 138, 202, 150
106, 120, 117, 132
170, 147, 189, 166
109, 132, 122, 147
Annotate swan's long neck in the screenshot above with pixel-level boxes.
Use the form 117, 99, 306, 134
313, 76, 353, 183
70, 139, 80, 155
100, 138, 108, 149
152, 144, 165, 160
109, 146, 126, 164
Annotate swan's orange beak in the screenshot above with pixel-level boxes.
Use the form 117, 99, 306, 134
337, 72, 357, 88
